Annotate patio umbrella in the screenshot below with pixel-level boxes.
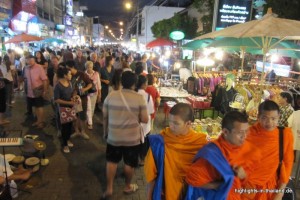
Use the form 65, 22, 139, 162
207, 37, 300, 69
195, 8, 300, 81
146, 38, 175, 48
42, 38, 66, 44
4, 33, 43, 44
182, 39, 214, 50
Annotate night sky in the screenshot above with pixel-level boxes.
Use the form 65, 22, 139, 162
80, 0, 193, 22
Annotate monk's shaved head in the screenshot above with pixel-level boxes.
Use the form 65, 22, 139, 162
258, 100, 279, 116
169, 103, 194, 122
222, 111, 248, 132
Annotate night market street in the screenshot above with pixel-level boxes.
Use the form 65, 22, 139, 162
0, 91, 159, 200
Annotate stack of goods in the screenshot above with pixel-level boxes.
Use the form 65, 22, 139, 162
186, 96, 211, 109
159, 87, 190, 98
191, 117, 222, 140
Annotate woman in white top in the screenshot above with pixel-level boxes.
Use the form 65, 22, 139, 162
85, 61, 101, 130
136, 75, 154, 165
0, 55, 15, 107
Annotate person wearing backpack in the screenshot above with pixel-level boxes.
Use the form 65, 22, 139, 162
245, 100, 294, 200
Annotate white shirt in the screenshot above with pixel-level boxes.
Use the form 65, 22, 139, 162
0, 64, 14, 81
288, 110, 300, 150
138, 89, 154, 135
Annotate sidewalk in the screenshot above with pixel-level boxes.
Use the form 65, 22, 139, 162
1, 92, 149, 200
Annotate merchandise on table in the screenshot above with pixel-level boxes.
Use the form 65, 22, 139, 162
159, 87, 190, 98
192, 117, 222, 140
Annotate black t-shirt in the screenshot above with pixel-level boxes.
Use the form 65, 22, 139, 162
71, 71, 92, 97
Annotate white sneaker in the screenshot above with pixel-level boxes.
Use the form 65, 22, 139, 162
67, 141, 74, 147
71, 132, 81, 138
63, 146, 70, 153
81, 132, 90, 140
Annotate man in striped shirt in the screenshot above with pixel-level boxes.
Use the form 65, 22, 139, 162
102, 71, 148, 199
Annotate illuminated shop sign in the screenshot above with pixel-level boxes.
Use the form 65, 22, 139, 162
64, 15, 72, 26
11, 19, 27, 32
27, 22, 40, 35
256, 61, 290, 77
215, 0, 252, 30
66, 0, 73, 16
55, 24, 65, 31
169, 31, 185, 40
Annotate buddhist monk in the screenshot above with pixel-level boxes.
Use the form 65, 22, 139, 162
144, 103, 208, 200
244, 100, 294, 200
185, 111, 261, 200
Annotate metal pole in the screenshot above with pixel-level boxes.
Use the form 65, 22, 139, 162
136, 0, 140, 51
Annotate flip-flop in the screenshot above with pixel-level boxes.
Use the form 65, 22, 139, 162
123, 183, 139, 194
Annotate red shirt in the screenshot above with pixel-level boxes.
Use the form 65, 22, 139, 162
145, 85, 160, 119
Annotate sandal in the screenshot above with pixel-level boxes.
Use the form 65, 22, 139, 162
123, 183, 139, 194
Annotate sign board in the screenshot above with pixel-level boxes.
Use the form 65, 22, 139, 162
66, 0, 73, 16
169, 31, 185, 40
256, 61, 290, 77
214, 0, 252, 31
55, 24, 65, 31
64, 15, 72, 26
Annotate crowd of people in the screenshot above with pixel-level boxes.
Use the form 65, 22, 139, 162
0, 45, 298, 200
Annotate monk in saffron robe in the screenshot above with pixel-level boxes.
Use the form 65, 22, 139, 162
185, 111, 261, 200
144, 103, 208, 200
244, 100, 294, 200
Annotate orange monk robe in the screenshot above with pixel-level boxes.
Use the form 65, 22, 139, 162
185, 135, 261, 200
244, 123, 294, 200
144, 128, 208, 200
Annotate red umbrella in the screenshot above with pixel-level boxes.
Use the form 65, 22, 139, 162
5, 33, 43, 44
146, 38, 175, 48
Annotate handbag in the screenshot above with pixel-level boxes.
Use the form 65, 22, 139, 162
88, 82, 97, 93
278, 127, 296, 200
119, 91, 145, 143
32, 85, 44, 97
59, 106, 77, 124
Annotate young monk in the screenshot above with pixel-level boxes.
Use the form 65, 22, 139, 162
244, 100, 294, 200
185, 111, 261, 200
144, 103, 208, 200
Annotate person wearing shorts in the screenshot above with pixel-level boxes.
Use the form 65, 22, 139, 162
102, 71, 148, 199
24, 55, 48, 129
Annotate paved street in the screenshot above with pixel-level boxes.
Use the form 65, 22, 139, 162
0, 91, 162, 200
1, 91, 300, 200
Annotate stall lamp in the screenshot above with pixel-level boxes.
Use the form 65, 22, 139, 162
196, 57, 215, 66
215, 50, 224, 60
151, 53, 156, 58
145, 53, 150, 59
271, 54, 279, 62
174, 62, 181, 69
159, 57, 164, 63
14, 47, 23, 55
165, 50, 171, 58
298, 61, 300, 66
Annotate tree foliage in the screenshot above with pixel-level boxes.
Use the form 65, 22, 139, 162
151, 13, 198, 39
192, 0, 214, 34
265, 0, 300, 20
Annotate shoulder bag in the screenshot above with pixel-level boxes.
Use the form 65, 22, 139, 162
58, 82, 77, 124
278, 127, 296, 200
119, 91, 144, 143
